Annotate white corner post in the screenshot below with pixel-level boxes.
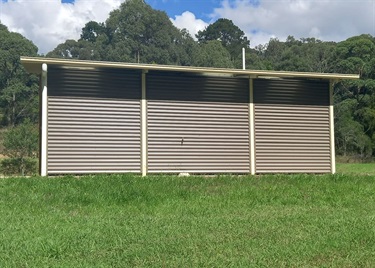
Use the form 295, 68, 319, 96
249, 76, 255, 175
41, 63, 48, 176
141, 70, 148, 177
329, 80, 336, 174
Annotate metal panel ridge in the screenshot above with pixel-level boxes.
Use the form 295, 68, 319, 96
254, 78, 331, 173
147, 72, 250, 173
47, 67, 142, 174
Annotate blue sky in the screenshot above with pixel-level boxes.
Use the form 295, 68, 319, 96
59, 0, 223, 20
146, 0, 222, 20
0, 0, 373, 54
59, 0, 221, 20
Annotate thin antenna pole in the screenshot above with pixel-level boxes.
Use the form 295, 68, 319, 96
242, 47, 245, 70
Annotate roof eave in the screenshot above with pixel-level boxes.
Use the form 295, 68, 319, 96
20, 56, 360, 80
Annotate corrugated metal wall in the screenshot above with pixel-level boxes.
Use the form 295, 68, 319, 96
45, 66, 333, 175
147, 71, 250, 173
47, 67, 141, 174
253, 79, 331, 173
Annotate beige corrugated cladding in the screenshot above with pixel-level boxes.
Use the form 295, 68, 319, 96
21, 57, 359, 176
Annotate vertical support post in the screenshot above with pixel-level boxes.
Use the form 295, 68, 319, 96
141, 70, 148, 176
249, 76, 255, 175
329, 80, 336, 174
41, 63, 48, 176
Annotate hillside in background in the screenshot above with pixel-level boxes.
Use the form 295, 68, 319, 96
1, 0, 375, 161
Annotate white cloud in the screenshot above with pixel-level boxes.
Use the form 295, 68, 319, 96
211, 0, 375, 47
170, 11, 208, 39
1, 0, 374, 54
0, 0, 125, 54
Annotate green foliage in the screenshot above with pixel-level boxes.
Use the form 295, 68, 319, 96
46, 39, 94, 60
192, 40, 234, 68
48, 0, 196, 65
333, 34, 375, 77
3, 121, 38, 158
335, 115, 372, 158
80, 21, 106, 43
107, 0, 195, 65
196, 18, 250, 67
0, 22, 39, 126
2, 121, 39, 175
255, 36, 335, 72
3, 0, 375, 161
332, 35, 375, 159
1, 173, 375, 266
1, 158, 38, 176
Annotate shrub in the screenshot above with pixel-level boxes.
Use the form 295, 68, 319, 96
2, 121, 38, 175
1, 158, 38, 176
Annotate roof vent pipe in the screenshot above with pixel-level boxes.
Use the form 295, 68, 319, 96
242, 47, 245, 70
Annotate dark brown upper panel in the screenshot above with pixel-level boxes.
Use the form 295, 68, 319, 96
254, 78, 329, 106
146, 71, 249, 103
48, 66, 142, 100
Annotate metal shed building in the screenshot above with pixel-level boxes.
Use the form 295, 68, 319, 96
21, 57, 359, 176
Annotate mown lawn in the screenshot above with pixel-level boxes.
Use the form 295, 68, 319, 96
1, 173, 375, 267
336, 162, 375, 175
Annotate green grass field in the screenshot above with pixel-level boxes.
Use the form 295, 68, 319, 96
336, 162, 375, 175
1, 171, 375, 267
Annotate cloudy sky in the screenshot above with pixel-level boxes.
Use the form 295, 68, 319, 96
0, 0, 374, 54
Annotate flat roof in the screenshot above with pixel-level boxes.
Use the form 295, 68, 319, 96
21, 56, 360, 80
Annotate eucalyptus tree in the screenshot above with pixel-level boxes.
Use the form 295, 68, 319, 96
192, 40, 234, 68
0, 23, 38, 126
196, 18, 250, 67
48, 0, 196, 65
332, 35, 375, 158
105, 0, 194, 65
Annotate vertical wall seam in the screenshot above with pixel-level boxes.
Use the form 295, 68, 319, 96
141, 70, 148, 176
41, 63, 48, 176
249, 77, 255, 175
329, 80, 336, 174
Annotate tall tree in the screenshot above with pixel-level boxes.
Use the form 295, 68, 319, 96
0, 23, 39, 126
192, 40, 234, 68
332, 35, 375, 158
47, 39, 94, 60
105, 0, 193, 65
262, 38, 286, 70
258, 36, 335, 72
80, 21, 106, 43
196, 18, 250, 67
48, 0, 195, 65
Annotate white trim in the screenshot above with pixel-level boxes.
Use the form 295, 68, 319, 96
141, 71, 148, 176
329, 81, 336, 174
249, 77, 255, 175
20, 57, 360, 80
41, 63, 48, 176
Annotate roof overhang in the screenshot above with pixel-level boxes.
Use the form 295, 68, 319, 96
20, 56, 360, 80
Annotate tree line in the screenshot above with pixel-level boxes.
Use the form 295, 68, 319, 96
0, 0, 374, 161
